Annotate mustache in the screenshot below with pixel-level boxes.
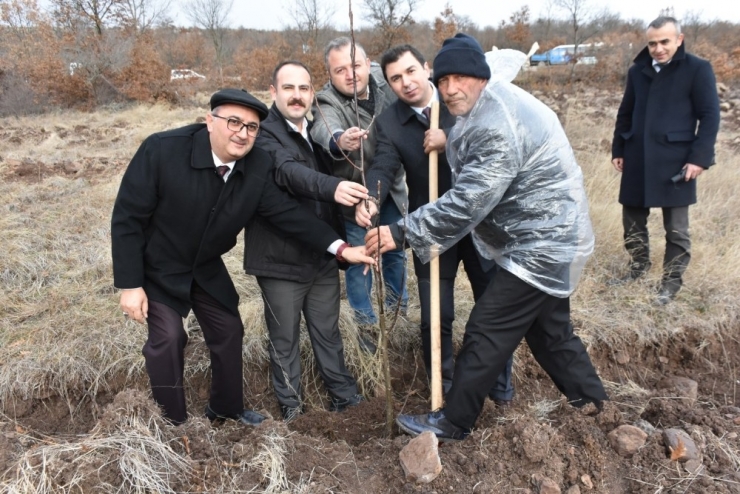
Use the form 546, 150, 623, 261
287, 98, 306, 107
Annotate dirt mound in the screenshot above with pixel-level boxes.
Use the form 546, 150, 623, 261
2, 332, 739, 493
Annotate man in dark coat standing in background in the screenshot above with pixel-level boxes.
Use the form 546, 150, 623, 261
356, 44, 514, 404
611, 16, 720, 304
112, 88, 372, 426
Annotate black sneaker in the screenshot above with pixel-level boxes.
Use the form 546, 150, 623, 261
204, 404, 265, 426
396, 409, 470, 442
280, 404, 304, 423
329, 393, 364, 412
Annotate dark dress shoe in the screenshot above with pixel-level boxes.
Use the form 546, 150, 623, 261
280, 404, 304, 423
204, 404, 265, 426
606, 264, 650, 286
396, 409, 470, 442
357, 332, 377, 355
329, 393, 364, 412
655, 288, 677, 306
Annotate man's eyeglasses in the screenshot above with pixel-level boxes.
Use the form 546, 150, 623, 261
212, 114, 260, 137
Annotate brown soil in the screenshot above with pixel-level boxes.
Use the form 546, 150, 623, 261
2, 328, 739, 493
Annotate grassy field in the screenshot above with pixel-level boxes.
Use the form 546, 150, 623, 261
1, 89, 739, 492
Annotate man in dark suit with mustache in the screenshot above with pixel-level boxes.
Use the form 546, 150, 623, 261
244, 62, 369, 422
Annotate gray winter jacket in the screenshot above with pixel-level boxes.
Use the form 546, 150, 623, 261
311, 64, 408, 221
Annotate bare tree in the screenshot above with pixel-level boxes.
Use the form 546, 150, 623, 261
363, 0, 420, 52
681, 9, 715, 46
554, 0, 593, 47
114, 0, 172, 32
286, 0, 335, 53
51, 0, 120, 35
553, 0, 609, 79
184, 0, 233, 82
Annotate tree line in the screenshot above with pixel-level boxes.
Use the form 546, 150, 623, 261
1, 0, 738, 115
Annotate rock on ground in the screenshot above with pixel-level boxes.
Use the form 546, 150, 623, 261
662, 428, 701, 462
657, 376, 698, 405
607, 424, 648, 457
398, 431, 442, 483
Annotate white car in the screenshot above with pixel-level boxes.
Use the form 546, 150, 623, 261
170, 69, 206, 81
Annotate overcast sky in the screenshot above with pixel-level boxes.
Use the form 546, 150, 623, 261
202, 0, 735, 31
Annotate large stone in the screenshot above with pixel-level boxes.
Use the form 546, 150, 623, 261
565, 486, 581, 494
663, 428, 701, 462
533, 474, 561, 494
657, 376, 698, 404
607, 424, 648, 457
398, 431, 442, 483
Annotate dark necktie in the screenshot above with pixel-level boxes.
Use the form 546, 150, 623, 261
216, 165, 229, 178
422, 106, 431, 121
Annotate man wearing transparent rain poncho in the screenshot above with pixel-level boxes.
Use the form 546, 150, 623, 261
366, 34, 608, 441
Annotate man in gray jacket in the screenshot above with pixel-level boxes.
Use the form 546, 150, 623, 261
311, 37, 408, 347
366, 34, 607, 441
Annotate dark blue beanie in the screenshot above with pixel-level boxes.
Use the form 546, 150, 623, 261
432, 33, 491, 86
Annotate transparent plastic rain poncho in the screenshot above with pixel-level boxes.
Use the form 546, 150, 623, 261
403, 49, 594, 298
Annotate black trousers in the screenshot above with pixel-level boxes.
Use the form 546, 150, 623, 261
144, 282, 244, 424
445, 269, 607, 430
257, 261, 357, 408
622, 205, 690, 290
416, 234, 514, 400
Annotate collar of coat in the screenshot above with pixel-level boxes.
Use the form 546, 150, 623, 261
394, 94, 455, 131
190, 125, 245, 177
634, 41, 687, 66
264, 103, 313, 138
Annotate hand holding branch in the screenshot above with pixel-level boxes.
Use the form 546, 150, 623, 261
340, 245, 375, 268
364, 225, 396, 258
338, 127, 369, 152
335, 181, 368, 206
355, 198, 378, 227
120, 287, 148, 324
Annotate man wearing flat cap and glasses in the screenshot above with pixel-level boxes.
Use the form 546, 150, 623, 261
111, 88, 374, 426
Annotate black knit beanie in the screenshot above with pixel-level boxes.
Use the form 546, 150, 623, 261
432, 33, 491, 86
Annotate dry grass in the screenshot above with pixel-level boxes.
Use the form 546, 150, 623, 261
562, 92, 740, 347
1, 93, 739, 491
2, 94, 739, 408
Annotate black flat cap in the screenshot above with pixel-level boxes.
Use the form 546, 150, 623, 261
210, 88, 269, 121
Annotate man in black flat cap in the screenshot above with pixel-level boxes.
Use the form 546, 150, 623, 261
112, 88, 373, 426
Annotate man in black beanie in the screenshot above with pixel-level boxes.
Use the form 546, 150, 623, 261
366, 34, 608, 441
112, 88, 373, 426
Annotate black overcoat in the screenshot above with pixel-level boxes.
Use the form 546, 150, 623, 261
368, 97, 471, 279
612, 44, 720, 208
111, 124, 340, 317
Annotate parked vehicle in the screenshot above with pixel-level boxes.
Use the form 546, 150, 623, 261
170, 69, 206, 81
529, 43, 602, 66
